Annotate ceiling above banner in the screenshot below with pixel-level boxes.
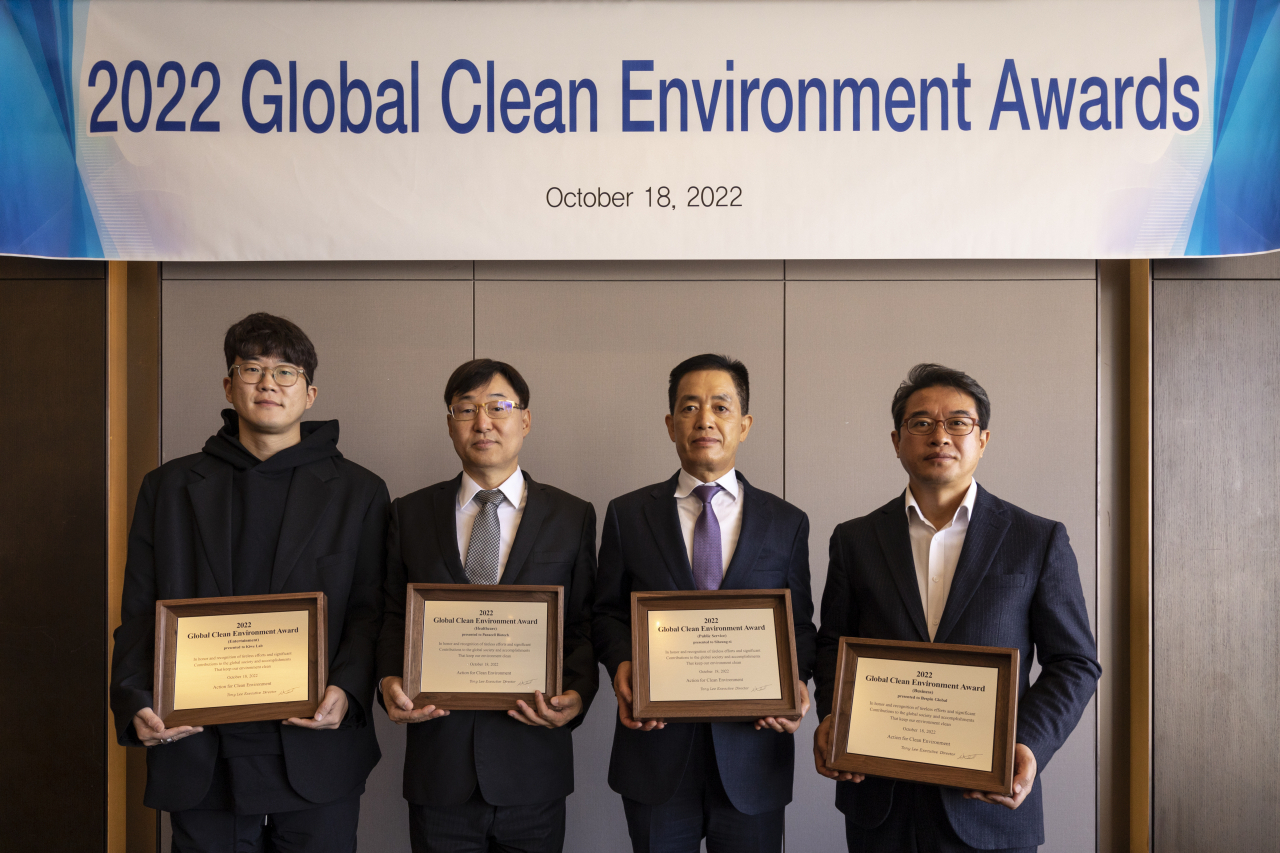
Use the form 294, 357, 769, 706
2, 0, 1277, 260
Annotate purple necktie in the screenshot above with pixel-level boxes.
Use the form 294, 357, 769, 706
691, 483, 724, 591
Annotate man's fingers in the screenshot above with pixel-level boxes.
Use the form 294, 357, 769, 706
136, 708, 166, 734
510, 699, 553, 727
315, 696, 338, 721
388, 681, 414, 712
383, 677, 416, 712
389, 703, 447, 724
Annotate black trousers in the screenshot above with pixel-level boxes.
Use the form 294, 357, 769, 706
621, 724, 784, 853
170, 793, 360, 853
844, 783, 1036, 853
408, 786, 566, 853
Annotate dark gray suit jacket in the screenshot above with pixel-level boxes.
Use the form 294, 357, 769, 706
593, 471, 817, 815
814, 485, 1101, 849
375, 472, 598, 806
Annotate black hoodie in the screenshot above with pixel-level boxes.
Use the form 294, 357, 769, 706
199, 410, 345, 795
202, 409, 344, 598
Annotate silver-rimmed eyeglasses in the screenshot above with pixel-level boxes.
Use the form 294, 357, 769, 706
901, 416, 979, 436
448, 400, 523, 420
229, 363, 307, 387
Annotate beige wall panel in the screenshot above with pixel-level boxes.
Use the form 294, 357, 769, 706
161, 276, 474, 853
162, 279, 474, 497
476, 259, 784, 281
786, 278, 1098, 853
788, 259, 1095, 281
474, 278, 784, 506
165, 260, 473, 281
1152, 278, 1280, 853
475, 277, 784, 851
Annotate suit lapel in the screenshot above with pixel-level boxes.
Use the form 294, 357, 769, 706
433, 475, 469, 584
721, 474, 772, 590
873, 494, 930, 642
934, 486, 1010, 643
500, 472, 546, 585
270, 459, 339, 593
642, 472, 696, 591
186, 458, 234, 597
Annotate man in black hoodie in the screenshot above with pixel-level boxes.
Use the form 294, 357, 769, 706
110, 313, 389, 853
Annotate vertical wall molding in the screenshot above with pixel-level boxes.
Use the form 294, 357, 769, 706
1095, 261, 1131, 853
106, 261, 129, 853
107, 261, 163, 853
1128, 260, 1152, 853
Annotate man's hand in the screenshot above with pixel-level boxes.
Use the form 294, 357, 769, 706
813, 714, 865, 782
381, 676, 449, 725
510, 690, 582, 728
755, 680, 811, 733
133, 708, 203, 747
284, 685, 348, 730
614, 661, 664, 731
964, 743, 1037, 809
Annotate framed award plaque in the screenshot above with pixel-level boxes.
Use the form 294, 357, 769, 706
153, 591, 327, 727
828, 637, 1019, 795
630, 589, 802, 722
403, 583, 564, 711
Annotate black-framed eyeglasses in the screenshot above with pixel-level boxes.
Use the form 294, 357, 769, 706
901, 416, 980, 436
229, 363, 307, 387
448, 400, 524, 421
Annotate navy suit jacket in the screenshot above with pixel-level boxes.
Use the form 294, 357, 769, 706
375, 472, 599, 806
109, 442, 389, 812
593, 471, 817, 815
814, 486, 1101, 849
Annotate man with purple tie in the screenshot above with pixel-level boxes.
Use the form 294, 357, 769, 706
593, 354, 817, 853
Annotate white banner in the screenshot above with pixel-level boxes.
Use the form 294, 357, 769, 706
3, 0, 1278, 259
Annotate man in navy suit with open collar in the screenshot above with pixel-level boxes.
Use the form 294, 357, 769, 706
813, 363, 1101, 853
594, 353, 817, 853
376, 358, 598, 853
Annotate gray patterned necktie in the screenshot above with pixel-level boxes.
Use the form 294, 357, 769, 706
464, 489, 505, 585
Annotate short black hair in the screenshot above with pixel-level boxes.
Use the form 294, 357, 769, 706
891, 363, 991, 430
444, 359, 530, 409
224, 313, 318, 385
668, 354, 750, 415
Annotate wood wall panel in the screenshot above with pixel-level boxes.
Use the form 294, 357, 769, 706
0, 265, 108, 852
1153, 254, 1280, 852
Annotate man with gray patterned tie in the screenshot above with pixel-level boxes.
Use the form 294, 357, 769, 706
375, 359, 599, 853
593, 354, 817, 853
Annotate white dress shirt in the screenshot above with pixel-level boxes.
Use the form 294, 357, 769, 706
674, 468, 743, 577
456, 467, 527, 581
906, 479, 978, 641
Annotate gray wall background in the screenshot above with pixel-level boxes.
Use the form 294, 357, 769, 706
160, 259, 1098, 852
1151, 252, 1280, 852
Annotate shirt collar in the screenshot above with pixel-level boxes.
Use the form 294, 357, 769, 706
459, 466, 525, 509
674, 467, 740, 500
905, 479, 978, 532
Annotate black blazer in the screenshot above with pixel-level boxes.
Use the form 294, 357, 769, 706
375, 472, 599, 807
593, 471, 816, 816
109, 449, 389, 812
814, 486, 1101, 849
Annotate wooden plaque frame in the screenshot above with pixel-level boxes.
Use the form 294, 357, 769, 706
829, 637, 1019, 795
404, 583, 563, 711
154, 591, 327, 727
630, 589, 801, 722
